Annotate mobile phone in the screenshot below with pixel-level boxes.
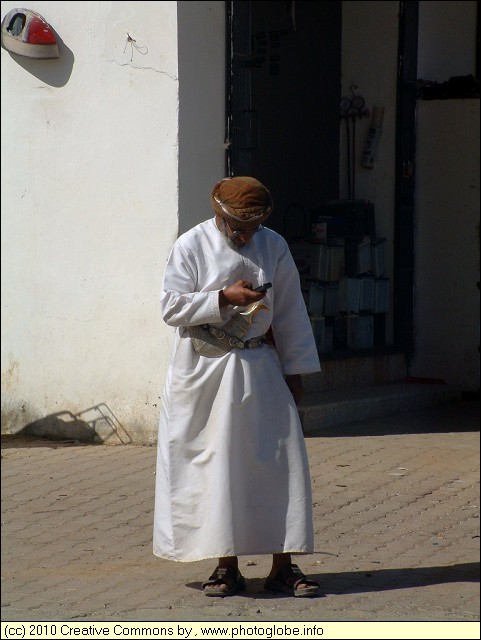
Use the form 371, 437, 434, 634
253, 282, 272, 293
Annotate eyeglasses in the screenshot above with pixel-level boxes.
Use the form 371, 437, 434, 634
223, 218, 263, 238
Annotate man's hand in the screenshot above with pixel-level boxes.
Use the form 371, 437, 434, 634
219, 280, 266, 308
285, 374, 303, 405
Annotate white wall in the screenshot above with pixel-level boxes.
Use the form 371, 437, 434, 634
1, 1, 180, 443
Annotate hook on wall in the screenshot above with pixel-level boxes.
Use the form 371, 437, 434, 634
340, 84, 370, 199
123, 33, 148, 62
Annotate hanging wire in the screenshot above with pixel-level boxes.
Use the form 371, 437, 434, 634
124, 33, 148, 62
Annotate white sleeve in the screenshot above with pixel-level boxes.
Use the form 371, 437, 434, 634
271, 241, 321, 375
160, 242, 223, 327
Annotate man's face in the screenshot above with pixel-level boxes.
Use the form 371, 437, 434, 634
218, 215, 262, 249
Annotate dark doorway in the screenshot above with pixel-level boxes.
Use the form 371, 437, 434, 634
226, 1, 419, 360
394, 0, 418, 359
226, 1, 342, 237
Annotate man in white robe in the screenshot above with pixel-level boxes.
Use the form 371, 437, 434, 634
153, 177, 321, 597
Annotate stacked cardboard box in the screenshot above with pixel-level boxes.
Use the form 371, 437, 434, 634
290, 200, 389, 353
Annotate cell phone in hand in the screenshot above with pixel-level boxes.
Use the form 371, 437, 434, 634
253, 282, 272, 293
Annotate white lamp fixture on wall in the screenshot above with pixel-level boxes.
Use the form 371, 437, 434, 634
1, 8, 59, 58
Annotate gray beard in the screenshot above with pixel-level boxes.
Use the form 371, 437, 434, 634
222, 233, 241, 252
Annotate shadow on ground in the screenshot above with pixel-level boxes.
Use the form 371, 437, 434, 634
0, 434, 96, 449
186, 562, 480, 598
305, 399, 480, 438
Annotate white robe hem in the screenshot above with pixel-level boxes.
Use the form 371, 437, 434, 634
153, 548, 314, 563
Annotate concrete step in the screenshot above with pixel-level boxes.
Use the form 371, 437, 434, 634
298, 382, 462, 434
303, 351, 407, 393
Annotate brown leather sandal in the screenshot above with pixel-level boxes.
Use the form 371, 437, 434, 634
202, 566, 246, 597
264, 563, 319, 597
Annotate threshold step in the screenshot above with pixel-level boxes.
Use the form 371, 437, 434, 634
298, 382, 461, 434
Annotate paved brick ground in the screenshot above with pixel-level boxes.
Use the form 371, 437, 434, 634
1, 400, 479, 623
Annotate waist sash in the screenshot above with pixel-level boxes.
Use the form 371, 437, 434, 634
187, 324, 266, 358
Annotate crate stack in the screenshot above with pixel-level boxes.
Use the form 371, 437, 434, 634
289, 200, 389, 353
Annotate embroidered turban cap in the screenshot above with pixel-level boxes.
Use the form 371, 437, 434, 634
211, 176, 273, 229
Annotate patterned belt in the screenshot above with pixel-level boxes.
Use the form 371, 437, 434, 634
200, 324, 266, 350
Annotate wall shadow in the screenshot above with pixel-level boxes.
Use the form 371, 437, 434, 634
1, 27, 74, 87
3, 403, 132, 446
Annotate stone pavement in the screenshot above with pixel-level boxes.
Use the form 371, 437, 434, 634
1, 399, 479, 624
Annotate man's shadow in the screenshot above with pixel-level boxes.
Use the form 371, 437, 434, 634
186, 562, 479, 598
